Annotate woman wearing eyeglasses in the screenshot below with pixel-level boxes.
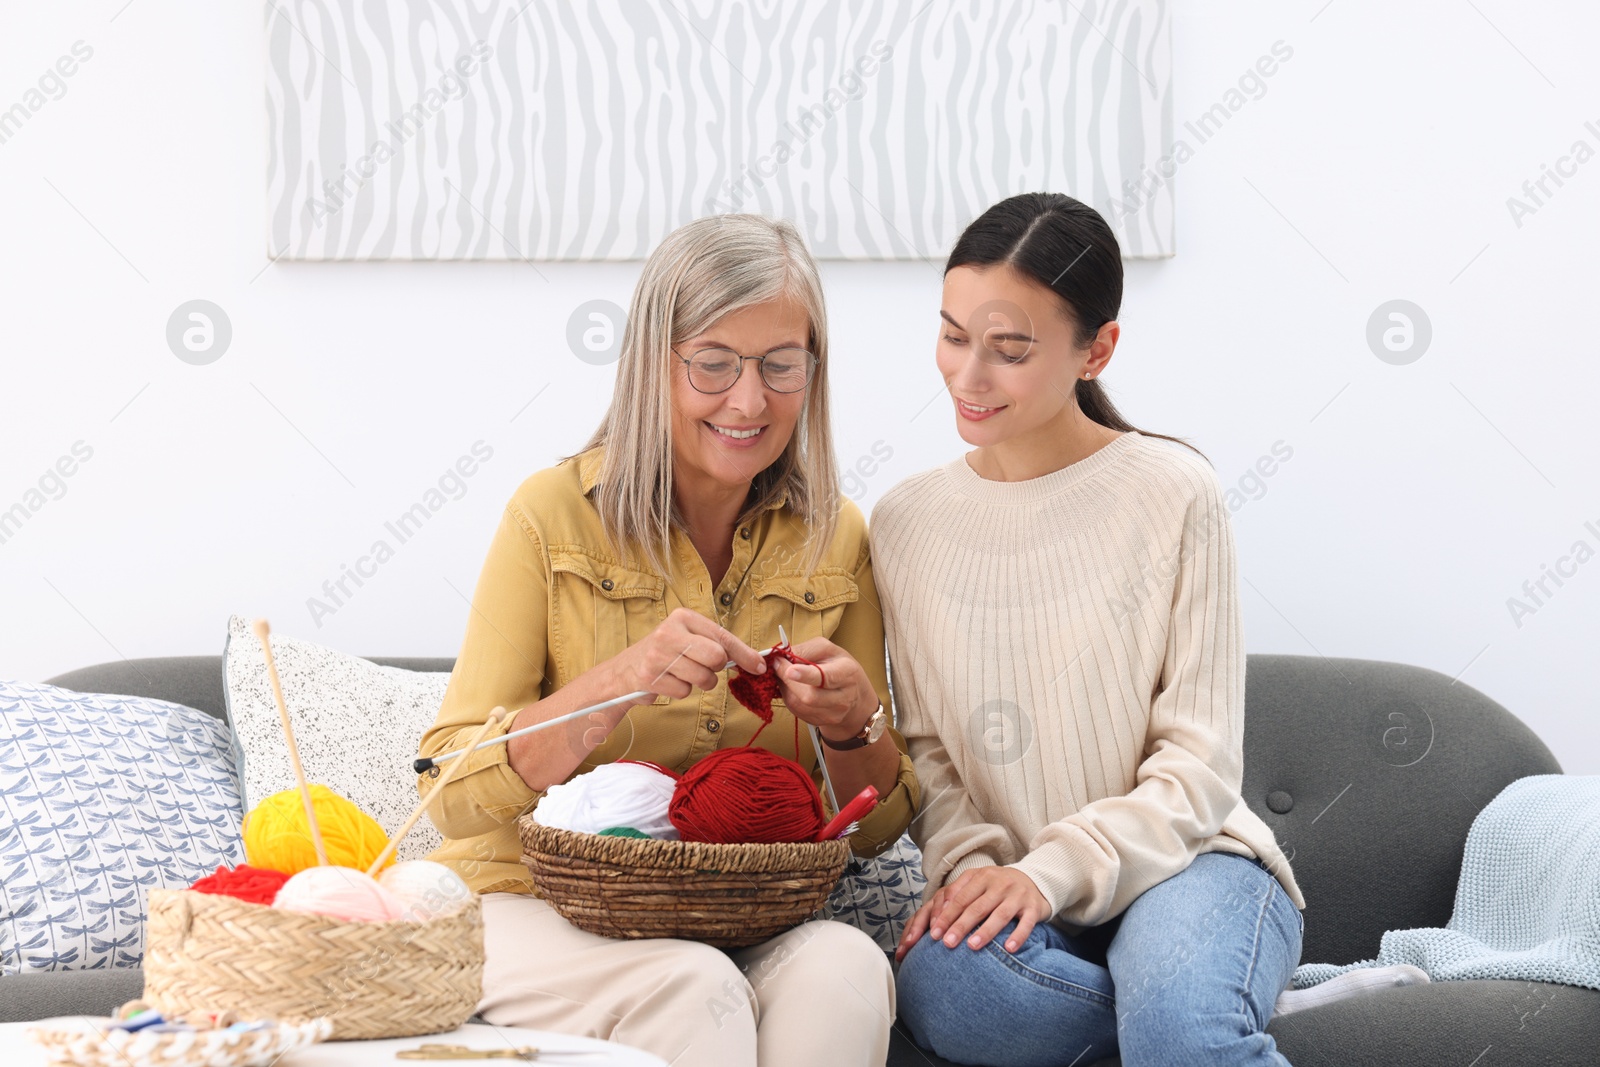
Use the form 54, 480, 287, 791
415, 214, 918, 1067
873, 193, 1305, 1066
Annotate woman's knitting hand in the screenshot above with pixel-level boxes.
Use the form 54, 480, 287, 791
771, 638, 878, 742
896, 867, 1051, 960
607, 608, 766, 704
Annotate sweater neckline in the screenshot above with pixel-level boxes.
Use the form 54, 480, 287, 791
943, 430, 1140, 504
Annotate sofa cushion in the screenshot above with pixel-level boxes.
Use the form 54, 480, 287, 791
0, 968, 145, 1024
1267, 978, 1600, 1067
221, 615, 452, 862
0, 679, 243, 975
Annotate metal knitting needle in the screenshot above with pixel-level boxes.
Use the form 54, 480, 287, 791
775, 623, 842, 816
412, 644, 778, 774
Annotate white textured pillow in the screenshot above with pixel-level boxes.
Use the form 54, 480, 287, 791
221, 615, 450, 861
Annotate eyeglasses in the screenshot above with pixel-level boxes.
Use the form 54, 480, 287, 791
674, 346, 818, 394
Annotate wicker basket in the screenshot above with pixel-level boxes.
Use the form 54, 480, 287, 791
518, 817, 849, 948
141, 888, 483, 1040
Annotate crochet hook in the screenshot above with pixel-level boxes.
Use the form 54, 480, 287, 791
413, 644, 778, 774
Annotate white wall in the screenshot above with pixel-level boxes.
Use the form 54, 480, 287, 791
3, 3, 1597, 772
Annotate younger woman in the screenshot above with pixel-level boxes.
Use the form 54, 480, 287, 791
875, 193, 1304, 1066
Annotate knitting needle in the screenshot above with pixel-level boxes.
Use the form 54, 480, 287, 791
773, 624, 844, 817
413, 694, 646, 774
252, 619, 329, 867
412, 645, 779, 774
371, 707, 507, 876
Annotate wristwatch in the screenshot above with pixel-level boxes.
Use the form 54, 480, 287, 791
821, 701, 888, 751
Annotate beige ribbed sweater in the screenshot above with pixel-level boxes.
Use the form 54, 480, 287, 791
870, 430, 1304, 928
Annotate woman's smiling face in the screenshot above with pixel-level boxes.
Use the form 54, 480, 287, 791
936, 264, 1093, 446
669, 294, 812, 493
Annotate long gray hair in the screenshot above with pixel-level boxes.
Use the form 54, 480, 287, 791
576, 214, 839, 576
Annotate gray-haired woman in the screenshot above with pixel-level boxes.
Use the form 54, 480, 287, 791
417, 214, 921, 1067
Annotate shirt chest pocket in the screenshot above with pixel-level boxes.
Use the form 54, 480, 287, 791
549, 549, 667, 680
749, 570, 859, 648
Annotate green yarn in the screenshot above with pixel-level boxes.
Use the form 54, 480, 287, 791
598, 826, 650, 839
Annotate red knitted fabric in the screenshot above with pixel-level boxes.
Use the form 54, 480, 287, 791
188, 864, 291, 906
729, 645, 827, 754
668, 746, 827, 844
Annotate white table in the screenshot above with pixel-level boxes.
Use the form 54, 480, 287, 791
0, 1019, 666, 1066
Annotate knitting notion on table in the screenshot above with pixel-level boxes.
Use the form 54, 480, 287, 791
0, 441, 94, 547
305, 440, 494, 628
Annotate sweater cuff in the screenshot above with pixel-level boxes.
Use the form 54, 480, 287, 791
1008, 840, 1102, 922
946, 851, 999, 886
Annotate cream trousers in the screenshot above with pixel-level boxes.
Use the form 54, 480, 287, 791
476, 892, 896, 1067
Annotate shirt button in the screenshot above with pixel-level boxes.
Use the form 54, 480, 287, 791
739, 527, 751, 540
719, 592, 733, 607
600, 578, 614, 592
803, 591, 815, 604
706, 720, 721, 734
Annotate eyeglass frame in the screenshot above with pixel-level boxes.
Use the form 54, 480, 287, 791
672, 345, 820, 394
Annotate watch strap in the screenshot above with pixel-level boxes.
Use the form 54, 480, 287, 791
821, 702, 885, 751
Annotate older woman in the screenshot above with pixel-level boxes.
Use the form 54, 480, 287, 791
417, 214, 919, 1067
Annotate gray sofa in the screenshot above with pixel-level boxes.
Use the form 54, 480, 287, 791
8, 653, 1597, 1065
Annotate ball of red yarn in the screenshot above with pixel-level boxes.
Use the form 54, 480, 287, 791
669, 746, 827, 845
188, 864, 291, 906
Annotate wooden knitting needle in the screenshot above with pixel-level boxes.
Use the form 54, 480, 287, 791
370, 706, 509, 876
253, 619, 329, 867
412, 644, 779, 774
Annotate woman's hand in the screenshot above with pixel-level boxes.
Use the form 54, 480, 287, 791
770, 637, 877, 741
895, 867, 1051, 961
606, 607, 766, 707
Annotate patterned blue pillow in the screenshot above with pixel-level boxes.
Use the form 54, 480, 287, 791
0, 680, 244, 974
818, 832, 927, 955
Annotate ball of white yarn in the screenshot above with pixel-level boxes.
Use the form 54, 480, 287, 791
533, 760, 679, 839
378, 860, 473, 921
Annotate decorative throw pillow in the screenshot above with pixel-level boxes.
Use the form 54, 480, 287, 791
221, 615, 451, 862
818, 832, 927, 956
0, 679, 244, 974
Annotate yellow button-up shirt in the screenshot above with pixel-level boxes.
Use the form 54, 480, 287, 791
419, 447, 920, 894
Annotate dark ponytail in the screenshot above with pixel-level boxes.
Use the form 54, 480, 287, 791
946, 192, 1205, 461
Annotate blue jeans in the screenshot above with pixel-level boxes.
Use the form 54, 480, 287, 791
897, 853, 1303, 1067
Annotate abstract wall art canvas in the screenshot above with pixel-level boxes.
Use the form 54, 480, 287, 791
265, 0, 1174, 260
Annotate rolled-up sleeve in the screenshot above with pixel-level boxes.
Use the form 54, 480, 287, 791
417, 502, 552, 840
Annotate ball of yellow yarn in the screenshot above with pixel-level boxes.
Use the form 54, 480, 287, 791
243, 784, 393, 876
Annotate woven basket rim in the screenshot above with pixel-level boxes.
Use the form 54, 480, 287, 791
147, 885, 483, 929
518, 816, 849, 873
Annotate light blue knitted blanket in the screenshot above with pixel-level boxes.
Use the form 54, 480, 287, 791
1293, 774, 1600, 990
